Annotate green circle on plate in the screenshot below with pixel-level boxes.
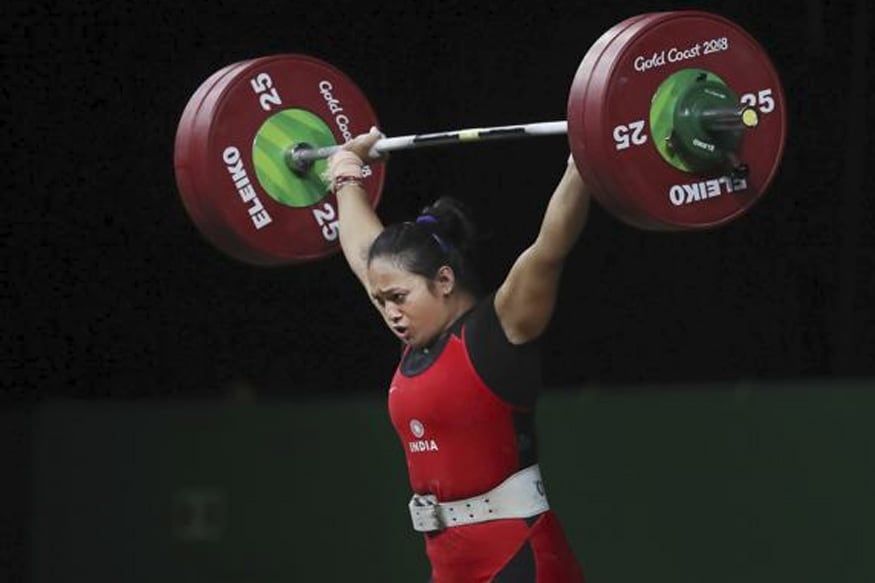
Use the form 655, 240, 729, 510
650, 69, 729, 173
252, 109, 336, 208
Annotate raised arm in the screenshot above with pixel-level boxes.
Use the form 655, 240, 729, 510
494, 157, 591, 344
330, 129, 385, 288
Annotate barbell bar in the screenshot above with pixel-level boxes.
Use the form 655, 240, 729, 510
285, 106, 759, 176
286, 121, 571, 175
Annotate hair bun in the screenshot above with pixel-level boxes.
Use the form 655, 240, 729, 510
419, 197, 477, 259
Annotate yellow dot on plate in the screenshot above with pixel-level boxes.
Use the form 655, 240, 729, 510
742, 108, 759, 128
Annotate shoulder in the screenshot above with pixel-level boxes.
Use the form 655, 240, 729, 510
463, 292, 541, 408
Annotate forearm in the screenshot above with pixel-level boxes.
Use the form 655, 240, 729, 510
324, 131, 386, 286
534, 163, 591, 263
336, 183, 383, 286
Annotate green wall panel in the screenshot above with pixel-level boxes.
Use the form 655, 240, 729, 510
33, 381, 875, 582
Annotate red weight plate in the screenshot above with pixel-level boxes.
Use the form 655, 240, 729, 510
178, 59, 284, 265
175, 60, 254, 253
571, 11, 787, 230
569, 13, 668, 229
568, 13, 662, 223
175, 54, 385, 265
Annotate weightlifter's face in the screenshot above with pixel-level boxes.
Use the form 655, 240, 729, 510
367, 257, 451, 348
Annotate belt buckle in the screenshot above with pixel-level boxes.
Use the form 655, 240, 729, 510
409, 494, 443, 532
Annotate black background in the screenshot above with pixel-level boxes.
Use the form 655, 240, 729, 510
3, 0, 874, 401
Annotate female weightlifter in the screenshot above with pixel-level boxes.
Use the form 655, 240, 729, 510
329, 127, 589, 582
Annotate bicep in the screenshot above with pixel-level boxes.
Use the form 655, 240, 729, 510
495, 164, 590, 343
343, 238, 376, 291
494, 243, 564, 344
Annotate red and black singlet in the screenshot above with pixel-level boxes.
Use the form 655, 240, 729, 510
387, 294, 584, 583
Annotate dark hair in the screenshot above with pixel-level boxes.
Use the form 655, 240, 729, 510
367, 197, 482, 296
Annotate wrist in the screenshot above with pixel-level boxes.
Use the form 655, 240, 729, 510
333, 174, 364, 193
329, 150, 364, 177
325, 150, 365, 192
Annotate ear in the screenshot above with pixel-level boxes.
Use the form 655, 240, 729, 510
434, 265, 456, 296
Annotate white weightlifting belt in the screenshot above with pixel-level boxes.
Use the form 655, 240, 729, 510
408, 464, 549, 532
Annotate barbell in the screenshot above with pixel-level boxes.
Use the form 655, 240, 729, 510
173, 10, 786, 266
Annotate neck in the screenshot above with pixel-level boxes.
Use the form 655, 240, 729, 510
413, 292, 477, 352
442, 290, 477, 332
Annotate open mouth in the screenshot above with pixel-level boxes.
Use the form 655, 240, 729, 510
392, 325, 408, 339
